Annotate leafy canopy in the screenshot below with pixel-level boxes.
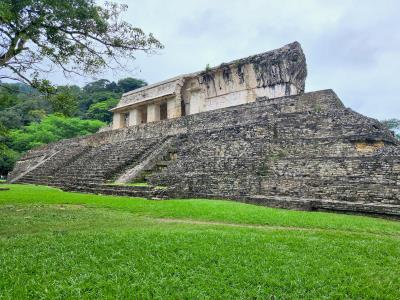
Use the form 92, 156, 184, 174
9, 114, 104, 152
0, 0, 162, 89
48, 87, 78, 117
86, 97, 118, 123
117, 77, 147, 93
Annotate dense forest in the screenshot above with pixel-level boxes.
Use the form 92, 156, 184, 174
0, 77, 147, 176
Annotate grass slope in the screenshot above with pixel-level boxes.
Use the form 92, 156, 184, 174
0, 184, 399, 299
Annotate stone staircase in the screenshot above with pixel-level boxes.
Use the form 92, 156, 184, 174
114, 137, 177, 185
15, 137, 176, 199
12, 145, 91, 184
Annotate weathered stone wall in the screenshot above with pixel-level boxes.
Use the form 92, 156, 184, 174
146, 91, 399, 207
9, 89, 400, 216
111, 42, 307, 129
181, 41, 306, 115
117, 77, 182, 108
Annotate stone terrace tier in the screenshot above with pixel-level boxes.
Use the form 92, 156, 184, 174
8, 89, 400, 216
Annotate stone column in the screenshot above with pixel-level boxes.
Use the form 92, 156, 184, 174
147, 103, 160, 123
128, 108, 141, 126
112, 113, 122, 130
167, 98, 182, 119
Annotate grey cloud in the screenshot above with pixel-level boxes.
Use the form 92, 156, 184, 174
177, 9, 234, 38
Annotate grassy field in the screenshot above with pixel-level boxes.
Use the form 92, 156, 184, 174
0, 184, 399, 299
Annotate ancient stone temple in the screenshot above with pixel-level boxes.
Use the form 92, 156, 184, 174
111, 42, 306, 129
8, 42, 400, 217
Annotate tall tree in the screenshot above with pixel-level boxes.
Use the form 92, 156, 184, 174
83, 79, 114, 94
0, 0, 162, 90
118, 77, 147, 93
48, 87, 78, 117
86, 97, 118, 123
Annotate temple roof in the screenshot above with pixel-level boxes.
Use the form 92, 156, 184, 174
110, 76, 185, 112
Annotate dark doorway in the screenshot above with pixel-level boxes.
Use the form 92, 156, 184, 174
139, 107, 147, 124
160, 102, 168, 120
181, 99, 186, 116
123, 113, 129, 127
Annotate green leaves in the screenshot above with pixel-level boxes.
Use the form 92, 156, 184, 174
31, 77, 56, 95
1, 0, 162, 88
0, 122, 19, 176
0, 145, 19, 176
86, 98, 118, 123
0, 1, 13, 23
9, 114, 104, 152
117, 77, 147, 93
48, 87, 78, 117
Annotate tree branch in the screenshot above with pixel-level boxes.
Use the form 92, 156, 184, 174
3, 63, 33, 85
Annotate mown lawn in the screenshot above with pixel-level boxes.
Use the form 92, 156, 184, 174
0, 184, 399, 299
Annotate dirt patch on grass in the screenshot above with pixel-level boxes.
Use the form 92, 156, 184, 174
53, 204, 86, 210
154, 218, 400, 238
154, 218, 311, 231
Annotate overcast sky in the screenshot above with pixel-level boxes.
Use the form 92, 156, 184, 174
59, 0, 400, 120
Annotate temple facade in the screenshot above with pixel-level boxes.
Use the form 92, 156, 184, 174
111, 41, 307, 129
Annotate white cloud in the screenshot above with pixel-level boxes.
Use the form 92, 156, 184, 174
50, 0, 400, 119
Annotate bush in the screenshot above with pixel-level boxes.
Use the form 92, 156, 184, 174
0, 145, 20, 176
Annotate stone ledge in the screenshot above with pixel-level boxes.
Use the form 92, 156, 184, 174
247, 195, 400, 217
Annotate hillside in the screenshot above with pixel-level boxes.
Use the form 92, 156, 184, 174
0, 184, 399, 298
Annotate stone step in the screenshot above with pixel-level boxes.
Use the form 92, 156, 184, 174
156, 161, 170, 167
22, 175, 54, 180
62, 184, 169, 199
101, 184, 157, 191
247, 195, 400, 216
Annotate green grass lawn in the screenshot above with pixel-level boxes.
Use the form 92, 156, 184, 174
0, 184, 399, 299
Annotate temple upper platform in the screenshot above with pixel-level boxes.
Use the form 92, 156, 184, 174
110, 41, 307, 129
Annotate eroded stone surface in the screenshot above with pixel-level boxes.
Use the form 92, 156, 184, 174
8, 90, 400, 216
110, 42, 307, 129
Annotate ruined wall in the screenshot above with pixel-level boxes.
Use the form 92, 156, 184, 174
111, 42, 307, 129
117, 77, 182, 108
8, 90, 400, 216
181, 41, 307, 114
145, 91, 399, 212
